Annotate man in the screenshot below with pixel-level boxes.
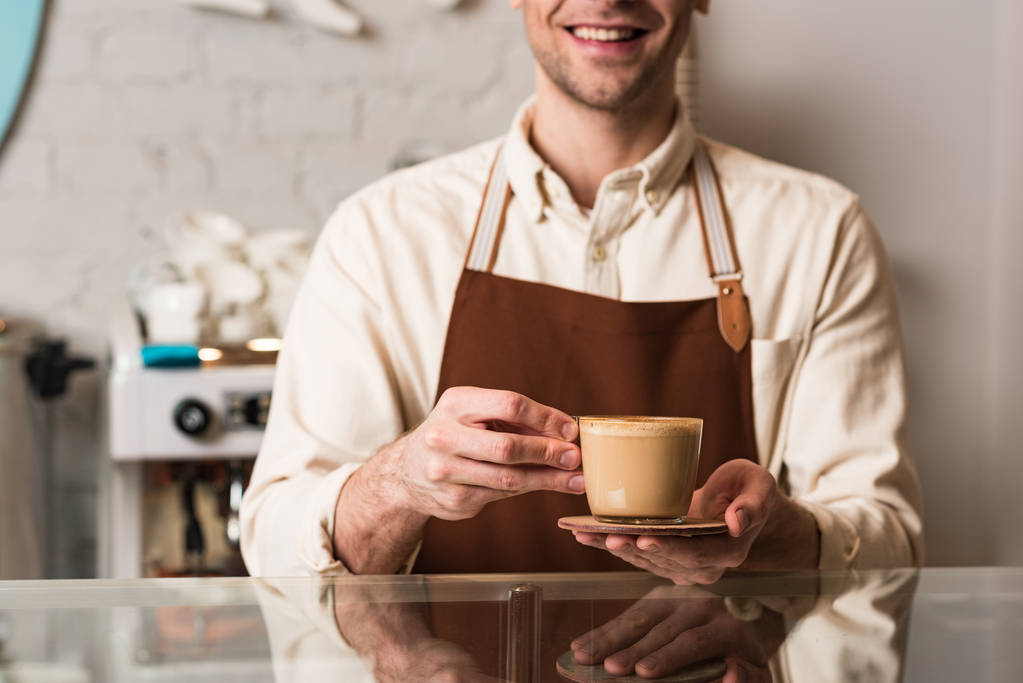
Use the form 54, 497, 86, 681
241, 0, 923, 582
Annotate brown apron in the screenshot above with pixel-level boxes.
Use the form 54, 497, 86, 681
413, 142, 759, 574
410, 143, 761, 680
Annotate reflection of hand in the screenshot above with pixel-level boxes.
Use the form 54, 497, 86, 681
332, 583, 500, 683
570, 586, 785, 682
573, 460, 818, 584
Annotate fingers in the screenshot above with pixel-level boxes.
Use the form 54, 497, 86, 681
599, 607, 709, 677
723, 471, 776, 538
643, 534, 752, 572
574, 533, 743, 585
690, 460, 777, 529
571, 597, 677, 665
573, 533, 678, 579
441, 459, 585, 495
425, 422, 581, 470
436, 387, 577, 440
630, 623, 726, 679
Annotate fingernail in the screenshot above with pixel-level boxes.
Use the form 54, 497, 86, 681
560, 450, 579, 468
637, 655, 659, 672
569, 475, 585, 491
735, 508, 747, 534
562, 421, 577, 440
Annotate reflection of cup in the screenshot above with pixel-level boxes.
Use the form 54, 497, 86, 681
579, 416, 703, 525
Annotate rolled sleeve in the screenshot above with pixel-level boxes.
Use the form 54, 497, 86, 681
301, 463, 364, 574
794, 498, 861, 570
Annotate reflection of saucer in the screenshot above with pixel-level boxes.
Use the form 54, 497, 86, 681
556, 650, 727, 682
557, 515, 728, 537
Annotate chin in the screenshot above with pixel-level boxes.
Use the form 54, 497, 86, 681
564, 81, 653, 113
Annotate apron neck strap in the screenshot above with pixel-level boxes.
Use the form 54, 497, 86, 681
691, 142, 744, 282
462, 141, 751, 350
466, 143, 744, 280
464, 146, 513, 273
464, 141, 752, 349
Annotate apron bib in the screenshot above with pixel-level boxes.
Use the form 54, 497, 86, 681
413, 142, 758, 574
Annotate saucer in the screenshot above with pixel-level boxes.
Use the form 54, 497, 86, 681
557, 515, 728, 537
556, 650, 726, 682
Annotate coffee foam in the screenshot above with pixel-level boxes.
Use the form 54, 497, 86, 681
578, 416, 703, 437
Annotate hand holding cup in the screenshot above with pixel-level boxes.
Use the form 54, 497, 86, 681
391, 387, 585, 521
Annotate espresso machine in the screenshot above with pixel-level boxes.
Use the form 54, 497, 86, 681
104, 298, 275, 579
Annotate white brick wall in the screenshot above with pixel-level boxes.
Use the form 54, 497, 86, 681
1, 0, 531, 353
0, 0, 532, 577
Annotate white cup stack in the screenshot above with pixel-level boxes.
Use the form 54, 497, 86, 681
132, 212, 313, 346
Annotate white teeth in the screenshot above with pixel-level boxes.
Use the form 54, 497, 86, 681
572, 26, 636, 42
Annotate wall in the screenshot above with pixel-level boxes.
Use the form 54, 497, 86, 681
987, 0, 1023, 566
0, 0, 1018, 572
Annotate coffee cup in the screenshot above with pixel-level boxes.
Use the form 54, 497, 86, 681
578, 416, 703, 525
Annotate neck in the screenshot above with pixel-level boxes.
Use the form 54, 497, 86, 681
529, 70, 678, 209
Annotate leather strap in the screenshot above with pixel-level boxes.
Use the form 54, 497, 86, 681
715, 278, 751, 352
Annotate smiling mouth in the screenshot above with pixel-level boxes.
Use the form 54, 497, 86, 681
568, 26, 648, 43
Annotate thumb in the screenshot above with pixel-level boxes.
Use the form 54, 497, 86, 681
691, 461, 776, 537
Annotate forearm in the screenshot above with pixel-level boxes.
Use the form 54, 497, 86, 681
332, 436, 430, 574
744, 494, 820, 571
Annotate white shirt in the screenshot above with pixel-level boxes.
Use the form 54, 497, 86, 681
240, 99, 924, 576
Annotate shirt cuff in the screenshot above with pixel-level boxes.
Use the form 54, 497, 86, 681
299, 462, 364, 575
792, 499, 862, 571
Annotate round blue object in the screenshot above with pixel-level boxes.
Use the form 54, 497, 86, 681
0, 0, 46, 153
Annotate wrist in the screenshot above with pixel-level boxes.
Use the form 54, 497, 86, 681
371, 434, 430, 522
331, 437, 430, 574
746, 494, 820, 570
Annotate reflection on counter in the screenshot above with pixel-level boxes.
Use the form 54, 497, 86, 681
8, 569, 1018, 682
257, 570, 918, 683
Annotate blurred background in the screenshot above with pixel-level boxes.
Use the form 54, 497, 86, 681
0, 0, 1019, 580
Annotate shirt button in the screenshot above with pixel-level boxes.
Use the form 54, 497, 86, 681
645, 189, 659, 205
591, 244, 607, 262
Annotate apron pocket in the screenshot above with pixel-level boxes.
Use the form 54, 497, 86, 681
751, 336, 805, 463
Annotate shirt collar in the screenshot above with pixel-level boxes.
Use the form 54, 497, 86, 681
502, 96, 697, 221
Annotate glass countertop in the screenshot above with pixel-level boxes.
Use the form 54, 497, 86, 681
1, 568, 1021, 682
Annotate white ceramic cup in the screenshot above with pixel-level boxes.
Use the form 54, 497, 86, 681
142, 282, 206, 344
196, 260, 264, 314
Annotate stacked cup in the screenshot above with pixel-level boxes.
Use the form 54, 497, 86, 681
133, 211, 313, 346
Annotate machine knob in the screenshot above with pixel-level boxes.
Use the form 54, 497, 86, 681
174, 398, 213, 437
243, 394, 271, 428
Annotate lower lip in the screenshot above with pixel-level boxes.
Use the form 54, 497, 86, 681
566, 29, 648, 57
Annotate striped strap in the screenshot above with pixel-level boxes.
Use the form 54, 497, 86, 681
466, 151, 512, 272
691, 142, 751, 352
692, 142, 741, 281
